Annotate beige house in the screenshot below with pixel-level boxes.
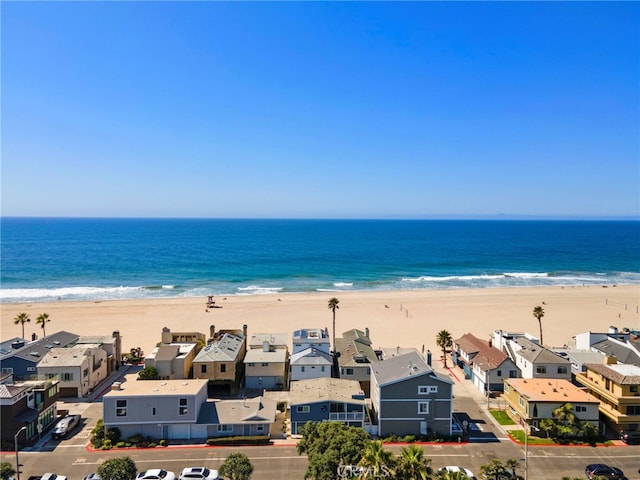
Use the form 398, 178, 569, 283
503, 378, 600, 434
37, 345, 108, 397
193, 326, 247, 392
244, 333, 289, 390
145, 343, 198, 380
574, 358, 640, 433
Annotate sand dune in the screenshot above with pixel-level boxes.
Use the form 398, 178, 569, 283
2, 285, 638, 357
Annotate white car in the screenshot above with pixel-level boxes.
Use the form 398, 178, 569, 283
179, 467, 219, 480
439, 466, 477, 479
136, 470, 176, 480
41, 475, 68, 480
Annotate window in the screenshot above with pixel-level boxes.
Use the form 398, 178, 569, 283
509, 370, 518, 378
220, 364, 226, 373
418, 385, 438, 394
116, 399, 127, 416
201, 365, 207, 374
519, 396, 525, 407
152, 407, 156, 416
321, 366, 325, 372
345, 368, 354, 376
301, 366, 305, 373
261, 362, 268, 367
535, 366, 546, 374
497, 370, 502, 377
418, 402, 429, 414
630, 385, 638, 393
504, 384, 510, 394
366, 368, 371, 375
297, 406, 310, 413
62, 373, 74, 381
575, 405, 587, 413
557, 366, 568, 374
626, 405, 640, 415
257, 425, 264, 432
179, 398, 188, 415
248, 363, 255, 367
217, 425, 233, 432
1, 368, 13, 374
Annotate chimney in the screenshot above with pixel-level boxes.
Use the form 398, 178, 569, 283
488, 337, 493, 348
365, 327, 370, 337
605, 355, 618, 365
111, 382, 122, 391
426, 349, 432, 366
243, 324, 248, 337
161, 327, 171, 344
210, 325, 215, 338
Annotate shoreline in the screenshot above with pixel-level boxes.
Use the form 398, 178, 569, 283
2, 285, 639, 357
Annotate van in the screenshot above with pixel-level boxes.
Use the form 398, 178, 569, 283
619, 430, 640, 445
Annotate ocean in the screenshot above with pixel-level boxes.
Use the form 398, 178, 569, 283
1, 218, 639, 303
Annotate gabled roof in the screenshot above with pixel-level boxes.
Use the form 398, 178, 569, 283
514, 337, 569, 364
583, 363, 640, 385
290, 347, 333, 366
454, 333, 486, 356
336, 329, 378, 367
454, 333, 509, 371
591, 339, 640, 366
193, 332, 245, 362
197, 396, 276, 425
372, 351, 453, 387
289, 377, 365, 406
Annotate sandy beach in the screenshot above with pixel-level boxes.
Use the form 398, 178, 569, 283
2, 285, 639, 357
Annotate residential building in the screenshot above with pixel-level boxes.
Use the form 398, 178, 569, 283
574, 358, 640, 433
103, 374, 276, 440
292, 328, 331, 354
193, 325, 247, 393
370, 350, 453, 437
453, 333, 519, 393
74, 331, 123, 372
145, 343, 198, 380
0, 331, 79, 380
335, 328, 377, 395
493, 331, 571, 381
503, 378, 600, 435
160, 327, 206, 346
244, 333, 289, 390
289, 377, 366, 435
573, 328, 640, 367
0, 374, 60, 447
289, 347, 333, 382
37, 345, 107, 397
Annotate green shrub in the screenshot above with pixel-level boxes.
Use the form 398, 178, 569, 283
159, 439, 167, 447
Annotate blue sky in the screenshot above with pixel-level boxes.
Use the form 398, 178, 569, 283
2, 2, 638, 219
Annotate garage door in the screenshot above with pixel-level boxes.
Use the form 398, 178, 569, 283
169, 424, 190, 439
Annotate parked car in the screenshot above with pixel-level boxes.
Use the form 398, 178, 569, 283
136, 470, 176, 480
585, 464, 625, 479
439, 466, 477, 479
179, 467, 219, 480
82, 474, 101, 480
39, 475, 68, 480
51, 414, 81, 439
619, 430, 640, 445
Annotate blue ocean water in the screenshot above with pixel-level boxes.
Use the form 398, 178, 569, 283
1, 218, 639, 303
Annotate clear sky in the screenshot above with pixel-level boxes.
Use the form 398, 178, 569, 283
2, 1, 638, 219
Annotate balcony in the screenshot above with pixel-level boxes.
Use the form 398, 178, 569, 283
329, 412, 364, 422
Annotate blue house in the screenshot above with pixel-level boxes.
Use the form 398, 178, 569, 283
289, 377, 366, 435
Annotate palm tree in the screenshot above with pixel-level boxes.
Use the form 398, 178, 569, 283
436, 330, 453, 368
397, 444, 433, 480
437, 471, 471, 480
328, 297, 340, 356
553, 402, 578, 438
13, 312, 31, 339
358, 440, 395, 479
36, 313, 51, 338
505, 459, 522, 479
532, 305, 545, 346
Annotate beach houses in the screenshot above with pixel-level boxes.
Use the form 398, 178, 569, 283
493, 331, 571, 381
37, 345, 108, 398
289, 328, 333, 383
575, 328, 640, 367
103, 374, 276, 440
145, 343, 198, 380
503, 378, 600, 435
370, 350, 453, 437
573, 358, 640, 434
0, 331, 79, 380
0, 374, 60, 447
193, 325, 247, 393
453, 333, 519, 393
288, 377, 366, 435
244, 333, 289, 390
335, 328, 378, 395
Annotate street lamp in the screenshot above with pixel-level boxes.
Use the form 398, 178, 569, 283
14, 426, 27, 480
523, 423, 539, 480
